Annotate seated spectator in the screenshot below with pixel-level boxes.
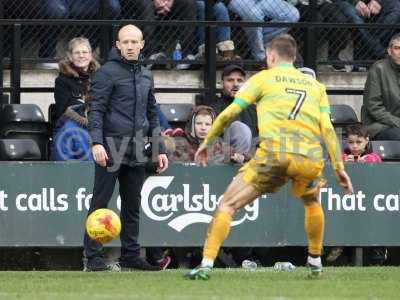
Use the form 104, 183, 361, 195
171, 105, 250, 163
326, 124, 386, 264
40, 0, 121, 67
54, 37, 100, 123
336, 0, 400, 69
294, 0, 350, 71
52, 103, 92, 161
211, 64, 258, 138
225, 0, 299, 61
135, 0, 197, 64
196, 0, 239, 60
362, 33, 400, 140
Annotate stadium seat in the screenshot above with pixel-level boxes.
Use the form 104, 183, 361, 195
159, 103, 194, 128
48, 103, 57, 130
370, 140, 400, 161
0, 104, 51, 160
0, 139, 42, 161
330, 104, 358, 125
0, 104, 45, 123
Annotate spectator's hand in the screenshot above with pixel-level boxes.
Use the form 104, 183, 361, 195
345, 154, 355, 162
334, 169, 354, 195
358, 155, 366, 162
231, 153, 245, 164
154, 0, 173, 15
368, 0, 381, 15
157, 154, 169, 173
195, 143, 209, 167
92, 144, 108, 167
355, 1, 371, 18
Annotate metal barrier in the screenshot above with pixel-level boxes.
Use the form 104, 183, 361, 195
1, 0, 400, 105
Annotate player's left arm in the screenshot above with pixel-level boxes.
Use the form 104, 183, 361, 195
203, 103, 243, 146
203, 74, 262, 146
318, 86, 344, 171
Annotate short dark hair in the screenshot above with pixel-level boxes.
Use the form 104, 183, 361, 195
389, 33, 400, 48
345, 123, 369, 138
266, 34, 297, 61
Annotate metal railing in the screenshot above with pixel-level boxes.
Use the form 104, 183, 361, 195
1, 0, 400, 105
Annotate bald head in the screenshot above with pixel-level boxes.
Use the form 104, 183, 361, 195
116, 25, 145, 61
118, 25, 143, 41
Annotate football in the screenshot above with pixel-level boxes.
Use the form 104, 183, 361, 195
86, 208, 121, 244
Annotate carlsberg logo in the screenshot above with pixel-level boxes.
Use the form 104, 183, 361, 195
141, 176, 259, 232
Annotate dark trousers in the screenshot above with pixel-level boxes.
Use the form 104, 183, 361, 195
374, 127, 400, 140
84, 163, 145, 260
136, 0, 197, 56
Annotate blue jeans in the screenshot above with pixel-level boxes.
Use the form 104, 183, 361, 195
196, 0, 231, 46
336, 0, 400, 60
40, 0, 121, 58
228, 0, 299, 61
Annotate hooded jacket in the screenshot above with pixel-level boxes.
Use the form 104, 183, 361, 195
88, 48, 164, 165
54, 58, 100, 122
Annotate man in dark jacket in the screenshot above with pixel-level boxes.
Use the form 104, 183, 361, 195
362, 33, 400, 140
84, 24, 169, 272
211, 65, 258, 139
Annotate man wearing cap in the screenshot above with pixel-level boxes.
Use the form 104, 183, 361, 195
211, 65, 258, 139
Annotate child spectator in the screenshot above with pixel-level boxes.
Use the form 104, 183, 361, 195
342, 123, 382, 163
170, 105, 250, 163
327, 123, 386, 265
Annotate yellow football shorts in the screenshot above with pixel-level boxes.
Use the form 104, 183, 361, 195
239, 147, 326, 201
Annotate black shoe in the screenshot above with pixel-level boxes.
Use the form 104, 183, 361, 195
85, 256, 121, 272
120, 257, 162, 271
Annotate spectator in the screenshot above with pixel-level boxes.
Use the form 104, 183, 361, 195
225, 0, 300, 61
172, 105, 250, 163
336, 0, 400, 69
326, 124, 387, 265
211, 64, 258, 138
41, 0, 121, 68
84, 25, 168, 272
135, 0, 197, 63
294, 0, 350, 71
362, 33, 400, 140
54, 37, 100, 123
52, 103, 92, 161
196, 0, 239, 60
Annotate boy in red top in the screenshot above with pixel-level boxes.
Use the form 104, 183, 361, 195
327, 123, 384, 263
342, 124, 382, 163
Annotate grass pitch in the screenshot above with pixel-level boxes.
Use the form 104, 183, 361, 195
0, 267, 398, 300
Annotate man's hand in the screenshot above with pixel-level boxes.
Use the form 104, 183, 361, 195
368, 0, 381, 15
157, 154, 169, 173
355, 1, 371, 18
194, 143, 209, 167
92, 144, 108, 167
154, 0, 173, 15
334, 169, 354, 195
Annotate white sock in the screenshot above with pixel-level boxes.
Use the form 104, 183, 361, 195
201, 258, 214, 268
308, 256, 321, 266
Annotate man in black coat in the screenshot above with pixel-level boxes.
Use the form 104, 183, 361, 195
84, 24, 169, 272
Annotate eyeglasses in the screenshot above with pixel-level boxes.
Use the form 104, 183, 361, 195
72, 50, 91, 56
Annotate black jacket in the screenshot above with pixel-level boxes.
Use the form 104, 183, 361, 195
88, 48, 163, 165
54, 59, 100, 122
210, 94, 259, 138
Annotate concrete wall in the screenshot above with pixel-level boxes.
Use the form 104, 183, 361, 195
3, 69, 366, 121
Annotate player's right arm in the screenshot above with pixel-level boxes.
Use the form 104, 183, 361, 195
319, 86, 353, 194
